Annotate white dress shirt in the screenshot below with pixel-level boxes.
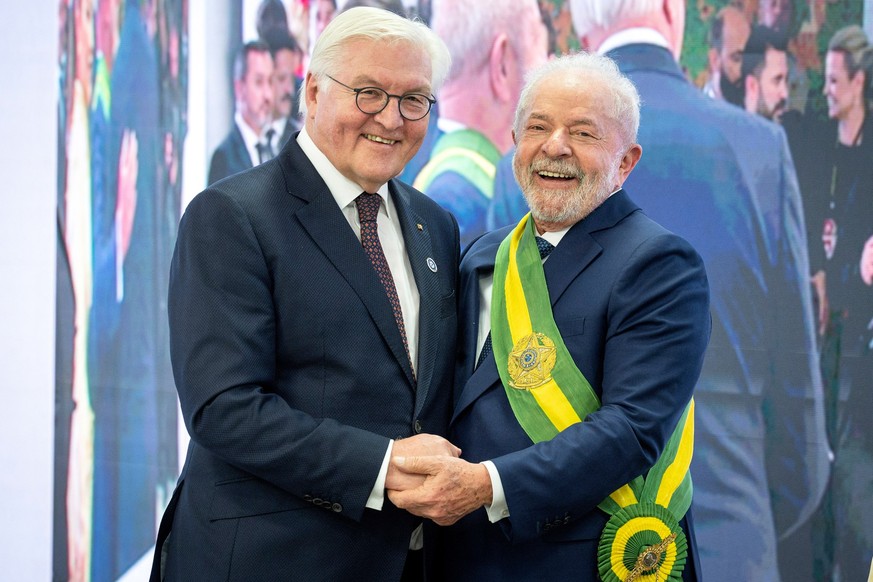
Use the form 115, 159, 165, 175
296, 128, 422, 545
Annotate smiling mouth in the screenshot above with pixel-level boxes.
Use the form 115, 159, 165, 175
365, 134, 397, 145
538, 170, 574, 180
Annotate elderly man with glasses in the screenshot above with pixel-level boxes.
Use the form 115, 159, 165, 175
150, 8, 461, 582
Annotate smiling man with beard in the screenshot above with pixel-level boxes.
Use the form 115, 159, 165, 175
387, 51, 711, 582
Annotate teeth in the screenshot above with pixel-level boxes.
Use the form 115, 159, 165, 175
365, 134, 396, 145
538, 171, 573, 179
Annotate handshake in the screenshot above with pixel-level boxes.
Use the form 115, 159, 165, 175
385, 433, 494, 526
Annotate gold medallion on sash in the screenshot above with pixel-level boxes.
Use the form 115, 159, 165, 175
507, 332, 557, 390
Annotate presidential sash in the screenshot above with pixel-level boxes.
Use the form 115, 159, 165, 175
490, 215, 694, 582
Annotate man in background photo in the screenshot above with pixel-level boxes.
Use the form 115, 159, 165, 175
264, 29, 304, 148
703, 5, 751, 105
570, 0, 830, 580
207, 40, 274, 185
409, 0, 549, 247
740, 24, 790, 123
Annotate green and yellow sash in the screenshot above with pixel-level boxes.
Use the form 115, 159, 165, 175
490, 215, 694, 582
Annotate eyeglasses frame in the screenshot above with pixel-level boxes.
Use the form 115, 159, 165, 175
325, 74, 436, 121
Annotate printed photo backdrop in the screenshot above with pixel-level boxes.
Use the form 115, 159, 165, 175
55, 0, 871, 580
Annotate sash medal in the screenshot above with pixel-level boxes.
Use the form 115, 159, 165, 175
490, 215, 695, 582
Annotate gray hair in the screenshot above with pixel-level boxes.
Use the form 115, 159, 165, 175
513, 51, 641, 146
306, 6, 450, 95
430, 0, 538, 83
570, 0, 660, 40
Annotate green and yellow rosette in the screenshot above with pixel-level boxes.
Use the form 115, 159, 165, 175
598, 502, 687, 582
491, 215, 695, 582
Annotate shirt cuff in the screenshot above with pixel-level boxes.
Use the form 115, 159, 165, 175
482, 460, 509, 522
366, 439, 394, 510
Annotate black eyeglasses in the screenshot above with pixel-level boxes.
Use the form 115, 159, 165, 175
325, 75, 436, 121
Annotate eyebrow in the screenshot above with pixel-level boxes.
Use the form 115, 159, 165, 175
528, 112, 601, 131
345, 75, 432, 95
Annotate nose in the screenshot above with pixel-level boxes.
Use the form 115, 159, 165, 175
542, 128, 571, 157
372, 98, 404, 130
778, 81, 789, 101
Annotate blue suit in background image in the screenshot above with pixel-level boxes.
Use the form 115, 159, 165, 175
567, 2, 831, 575
606, 40, 830, 582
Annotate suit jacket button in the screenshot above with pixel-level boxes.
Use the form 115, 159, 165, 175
414, 420, 422, 433
312, 498, 322, 505
331, 503, 343, 513
303, 495, 312, 502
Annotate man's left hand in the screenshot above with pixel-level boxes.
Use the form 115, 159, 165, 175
386, 456, 493, 526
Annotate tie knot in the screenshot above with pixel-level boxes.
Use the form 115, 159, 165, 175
535, 236, 555, 259
356, 192, 381, 223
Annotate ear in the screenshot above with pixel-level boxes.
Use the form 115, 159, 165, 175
490, 33, 512, 103
304, 71, 319, 118
234, 77, 244, 101
616, 144, 643, 187
852, 70, 866, 100
707, 48, 719, 74
511, 128, 518, 145
744, 74, 758, 110
663, 0, 685, 58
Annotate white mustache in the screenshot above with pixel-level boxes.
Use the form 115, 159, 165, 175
529, 160, 582, 178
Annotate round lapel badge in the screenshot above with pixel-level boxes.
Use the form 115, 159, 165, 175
426, 257, 438, 272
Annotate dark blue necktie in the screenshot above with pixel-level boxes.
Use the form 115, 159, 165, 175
475, 236, 555, 370
256, 129, 276, 164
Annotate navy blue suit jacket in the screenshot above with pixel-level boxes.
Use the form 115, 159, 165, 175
207, 123, 252, 186
442, 190, 710, 581
153, 135, 460, 580
608, 43, 830, 581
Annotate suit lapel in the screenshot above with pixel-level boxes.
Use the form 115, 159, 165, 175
231, 125, 253, 171
391, 182, 440, 409
282, 143, 416, 389
450, 235, 503, 422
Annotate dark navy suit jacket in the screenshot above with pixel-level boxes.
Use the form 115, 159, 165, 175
442, 190, 710, 581
152, 135, 460, 580
207, 123, 252, 186
609, 43, 830, 581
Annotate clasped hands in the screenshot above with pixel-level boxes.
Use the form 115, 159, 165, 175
385, 434, 493, 526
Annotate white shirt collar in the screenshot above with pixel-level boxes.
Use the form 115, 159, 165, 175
536, 225, 570, 248
235, 111, 266, 149
436, 117, 466, 134
597, 28, 670, 55
296, 126, 392, 216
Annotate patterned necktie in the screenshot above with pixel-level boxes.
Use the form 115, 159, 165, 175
356, 193, 415, 377
257, 129, 276, 163
475, 236, 555, 370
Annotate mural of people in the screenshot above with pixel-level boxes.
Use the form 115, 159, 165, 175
50, 2, 871, 580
